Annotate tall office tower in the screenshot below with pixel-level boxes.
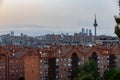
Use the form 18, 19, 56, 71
11, 31, 14, 36
89, 29, 92, 36
81, 28, 85, 34
86, 29, 88, 36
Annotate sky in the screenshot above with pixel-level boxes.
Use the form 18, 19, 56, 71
0, 0, 119, 36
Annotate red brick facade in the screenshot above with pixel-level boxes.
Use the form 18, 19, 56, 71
0, 45, 119, 80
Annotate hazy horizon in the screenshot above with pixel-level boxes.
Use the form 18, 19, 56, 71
0, 0, 119, 36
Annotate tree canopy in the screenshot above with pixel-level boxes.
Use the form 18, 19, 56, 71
74, 59, 120, 80
115, 25, 120, 38
114, 16, 120, 38
74, 59, 100, 80
103, 69, 118, 80
104, 69, 120, 80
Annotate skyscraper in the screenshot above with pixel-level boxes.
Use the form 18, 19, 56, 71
86, 29, 88, 36
81, 28, 85, 34
89, 29, 92, 36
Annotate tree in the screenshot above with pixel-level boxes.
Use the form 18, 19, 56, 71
74, 59, 100, 80
103, 69, 120, 80
114, 16, 120, 38
104, 69, 118, 80
114, 25, 120, 38
74, 72, 93, 80
114, 72, 120, 80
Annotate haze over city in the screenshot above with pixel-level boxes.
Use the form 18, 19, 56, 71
0, 1, 120, 80
0, 0, 118, 36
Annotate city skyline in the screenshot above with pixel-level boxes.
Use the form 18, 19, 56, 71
0, 0, 119, 36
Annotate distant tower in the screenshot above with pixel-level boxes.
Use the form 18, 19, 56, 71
93, 14, 98, 37
89, 29, 92, 36
81, 28, 85, 34
11, 31, 14, 36
86, 29, 88, 36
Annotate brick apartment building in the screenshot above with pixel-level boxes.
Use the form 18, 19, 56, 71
0, 44, 119, 80
24, 49, 40, 80
24, 45, 120, 80
0, 46, 27, 80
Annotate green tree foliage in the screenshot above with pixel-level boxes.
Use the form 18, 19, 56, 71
104, 69, 120, 80
114, 16, 120, 38
115, 25, 120, 38
74, 59, 100, 80
75, 72, 93, 80
104, 69, 118, 80
114, 72, 120, 80
74, 59, 120, 80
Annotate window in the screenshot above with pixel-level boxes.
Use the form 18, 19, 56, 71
20, 70, 22, 72
82, 57, 84, 60
44, 76, 48, 80
97, 56, 100, 59
68, 58, 71, 62
56, 65, 59, 68
40, 60, 42, 63
56, 75, 59, 79
10, 70, 14, 73
44, 59, 48, 64
106, 55, 109, 58
40, 66, 42, 68
78, 58, 80, 62
78, 62, 81, 65
3, 76, 5, 78
16, 60, 18, 63
40, 76, 42, 79
101, 65, 103, 69
40, 71, 42, 74
10, 60, 14, 64
101, 61, 103, 64
16, 70, 18, 72
59, 49, 61, 54
32, 65, 34, 67
44, 70, 48, 75
56, 59, 59, 62
10, 74, 15, 78
68, 67, 71, 71
98, 60, 100, 64
64, 64, 66, 66
61, 58, 63, 61
64, 58, 66, 61
68, 63, 71, 67
61, 75, 63, 78
44, 65, 48, 69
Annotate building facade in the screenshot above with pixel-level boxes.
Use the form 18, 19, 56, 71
0, 44, 119, 80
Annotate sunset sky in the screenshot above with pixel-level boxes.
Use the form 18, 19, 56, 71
0, 0, 118, 36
